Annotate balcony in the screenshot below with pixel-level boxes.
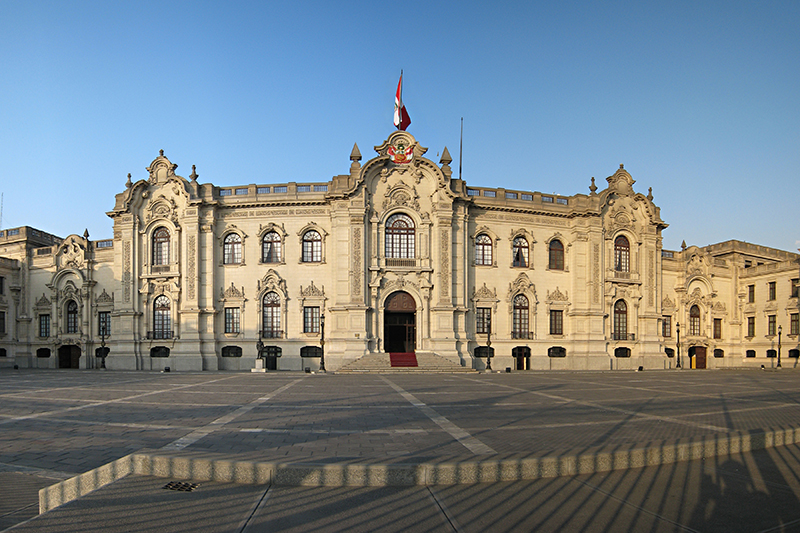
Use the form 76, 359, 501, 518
385, 258, 416, 268
147, 330, 174, 340
511, 331, 536, 340
612, 333, 636, 341
152, 265, 171, 274
261, 330, 284, 339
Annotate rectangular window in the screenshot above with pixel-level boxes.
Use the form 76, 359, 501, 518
748, 285, 755, 303
273, 186, 288, 193
467, 189, 480, 196
235, 188, 249, 195
541, 195, 554, 203
303, 306, 320, 333
556, 197, 568, 205
0, 311, 5, 334
297, 185, 312, 192
768, 315, 776, 336
39, 314, 51, 338
483, 190, 496, 198
225, 308, 240, 334
713, 318, 722, 339
748, 316, 755, 337
791, 279, 799, 298
257, 186, 270, 194
219, 189, 232, 196
313, 185, 328, 192
521, 193, 533, 201
791, 313, 799, 336
550, 310, 563, 335
98, 312, 111, 336
476, 308, 491, 334
662, 316, 671, 337
768, 281, 776, 301
0, 276, 4, 294
505, 192, 517, 199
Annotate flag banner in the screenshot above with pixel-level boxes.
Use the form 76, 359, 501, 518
393, 73, 411, 130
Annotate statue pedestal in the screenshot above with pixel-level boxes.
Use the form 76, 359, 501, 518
250, 358, 266, 373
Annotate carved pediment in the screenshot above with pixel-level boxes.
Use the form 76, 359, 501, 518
95, 289, 114, 304
57, 235, 87, 269
547, 287, 569, 302
473, 283, 497, 300
35, 293, 52, 308
258, 269, 287, 297
662, 295, 675, 309
382, 184, 420, 212
508, 273, 537, 302
222, 283, 244, 299
300, 281, 325, 297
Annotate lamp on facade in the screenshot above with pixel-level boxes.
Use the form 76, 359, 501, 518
777, 324, 782, 368
319, 313, 326, 372
676, 322, 681, 369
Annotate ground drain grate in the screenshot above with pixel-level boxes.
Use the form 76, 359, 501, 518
162, 481, 200, 492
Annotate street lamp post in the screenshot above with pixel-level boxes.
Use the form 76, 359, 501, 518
99, 329, 107, 369
319, 313, 326, 372
778, 325, 782, 368
676, 322, 682, 369
485, 318, 493, 371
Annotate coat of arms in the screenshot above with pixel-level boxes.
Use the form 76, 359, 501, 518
387, 141, 413, 164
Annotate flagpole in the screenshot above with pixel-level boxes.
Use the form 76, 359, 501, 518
459, 117, 463, 180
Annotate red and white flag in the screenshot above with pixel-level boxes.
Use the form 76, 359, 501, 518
393, 72, 411, 130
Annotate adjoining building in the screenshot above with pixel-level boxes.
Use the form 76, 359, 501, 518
0, 131, 797, 371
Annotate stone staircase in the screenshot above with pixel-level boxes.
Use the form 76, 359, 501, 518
335, 351, 476, 373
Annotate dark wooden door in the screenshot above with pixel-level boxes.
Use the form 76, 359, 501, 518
695, 347, 707, 369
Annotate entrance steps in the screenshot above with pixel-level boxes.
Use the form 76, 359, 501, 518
336, 351, 476, 373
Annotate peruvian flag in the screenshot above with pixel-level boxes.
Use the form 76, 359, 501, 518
393, 72, 411, 130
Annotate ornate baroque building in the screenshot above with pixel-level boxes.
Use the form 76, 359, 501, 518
0, 131, 798, 371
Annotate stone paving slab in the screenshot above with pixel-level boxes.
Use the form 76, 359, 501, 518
16, 444, 800, 532
2, 368, 800, 529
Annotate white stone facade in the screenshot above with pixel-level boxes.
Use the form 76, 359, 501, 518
0, 131, 798, 371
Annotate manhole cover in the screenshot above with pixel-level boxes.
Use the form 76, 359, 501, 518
162, 481, 200, 492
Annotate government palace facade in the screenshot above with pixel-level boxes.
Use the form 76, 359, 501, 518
1, 130, 798, 371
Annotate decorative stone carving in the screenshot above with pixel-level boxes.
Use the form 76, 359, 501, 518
473, 283, 496, 300
547, 287, 569, 302
35, 293, 51, 309
95, 289, 114, 304
300, 281, 325, 297
222, 283, 244, 299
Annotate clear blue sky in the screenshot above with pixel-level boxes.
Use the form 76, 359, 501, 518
1, 0, 798, 253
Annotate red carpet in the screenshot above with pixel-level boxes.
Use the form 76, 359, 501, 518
389, 352, 418, 367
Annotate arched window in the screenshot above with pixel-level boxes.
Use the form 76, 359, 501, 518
262, 231, 282, 263
153, 295, 171, 340
223, 233, 242, 264
262, 292, 281, 338
475, 234, 493, 266
549, 240, 564, 270
613, 300, 627, 340
302, 230, 322, 263
614, 236, 630, 272
152, 227, 170, 266
512, 237, 529, 267
512, 294, 529, 338
385, 214, 415, 259
66, 300, 79, 334
690, 305, 701, 336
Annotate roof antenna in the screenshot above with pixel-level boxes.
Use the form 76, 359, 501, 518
459, 117, 463, 180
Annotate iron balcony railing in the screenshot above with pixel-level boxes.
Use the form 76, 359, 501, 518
261, 330, 284, 339
147, 330, 174, 340
612, 333, 636, 341
511, 331, 536, 340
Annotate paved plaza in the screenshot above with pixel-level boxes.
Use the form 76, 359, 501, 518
3, 368, 800, 531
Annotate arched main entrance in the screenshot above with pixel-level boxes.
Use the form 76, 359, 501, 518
58, 345, 81, 369
384, 291, 416, 353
